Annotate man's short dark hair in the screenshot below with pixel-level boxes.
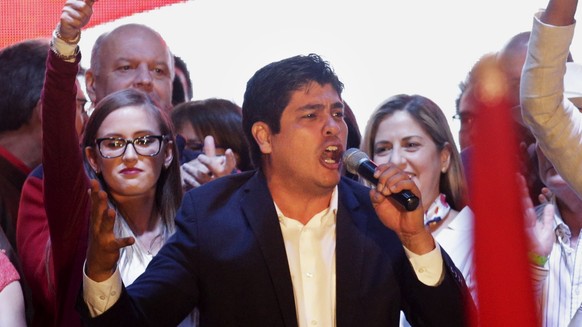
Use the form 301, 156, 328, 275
242, 53, 344, 166
172, 55, 193, 106
0, 39, 49, 132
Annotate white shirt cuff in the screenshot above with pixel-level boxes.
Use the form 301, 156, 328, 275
403, 243, 444, 286
52, 35, 78, 62
82, 262, 122, 317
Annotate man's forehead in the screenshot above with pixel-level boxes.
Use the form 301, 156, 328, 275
101, 26, 169, 54
294, 82, 341, 98
98, 38, 173, 69
105, 36, 166, 54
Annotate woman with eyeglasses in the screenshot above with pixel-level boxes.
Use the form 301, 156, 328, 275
360, 94, 475, 326
27, 1, 193, 326
81, 89, 181, 283
42, 85, 185, 325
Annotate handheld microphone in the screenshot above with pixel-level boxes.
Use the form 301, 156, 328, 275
342, 148, 420, 211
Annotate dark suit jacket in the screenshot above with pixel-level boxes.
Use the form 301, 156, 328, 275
79, 170, 472, 327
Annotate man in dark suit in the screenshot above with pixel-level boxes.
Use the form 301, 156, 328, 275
80, 54, 473, 326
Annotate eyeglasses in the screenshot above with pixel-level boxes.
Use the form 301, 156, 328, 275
452, 112, 476, 127
95, 135, 167, 158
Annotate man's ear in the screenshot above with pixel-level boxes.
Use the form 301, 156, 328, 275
440, 142, 452, 173
251, 122, 272, 155
85, 146, 100, 173
85, 69, 97, 104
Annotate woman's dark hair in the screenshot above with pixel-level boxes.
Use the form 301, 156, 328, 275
172, 98, 253, 171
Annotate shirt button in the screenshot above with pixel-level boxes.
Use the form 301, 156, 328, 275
311, 320, 318, 325
306, 272, 313, 278
99, 295, 106, 300
111, 291, 117, 296
418, 268, 425, 273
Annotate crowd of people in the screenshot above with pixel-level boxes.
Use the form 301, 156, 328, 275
1, 0, 582, 326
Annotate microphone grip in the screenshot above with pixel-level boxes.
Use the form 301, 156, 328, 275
357, 161, 420, 211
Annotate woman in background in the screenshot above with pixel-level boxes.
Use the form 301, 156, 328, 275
361, 94, 475, 325
172, 98, 253, 190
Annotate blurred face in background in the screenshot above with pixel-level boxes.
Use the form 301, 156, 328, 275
177, 122, 227, 157
75, 79, 88, 137
457, 85, 479, 150
535, 143, 577, 203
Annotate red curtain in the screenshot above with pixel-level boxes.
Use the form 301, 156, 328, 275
0, 0, 186, 49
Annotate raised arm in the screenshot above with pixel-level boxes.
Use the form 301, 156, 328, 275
41, 0, 96, 324
520, 0, 582, 197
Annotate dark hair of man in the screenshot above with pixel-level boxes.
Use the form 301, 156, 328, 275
172, 55, 193, 106
242, 53, 344, 166
0, 39, 49, 132
81, 88, 182, 228
171, 98, 254, 171
343, 101, 361, 150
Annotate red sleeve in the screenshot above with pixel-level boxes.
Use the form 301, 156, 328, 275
16, 170, 56, 322
41, 49, 90, 326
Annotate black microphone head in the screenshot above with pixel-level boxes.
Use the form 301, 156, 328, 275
342, 148, 369, 175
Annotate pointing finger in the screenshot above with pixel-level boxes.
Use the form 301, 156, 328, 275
203, 135, 217, 157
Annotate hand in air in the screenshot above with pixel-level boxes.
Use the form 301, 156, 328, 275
85, 179, 134, 282
58, 0, 96, 41
180, 135, 237, 191
519, 175, 555, 261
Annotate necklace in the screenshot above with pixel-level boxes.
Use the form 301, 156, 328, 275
135, 232, 164, 256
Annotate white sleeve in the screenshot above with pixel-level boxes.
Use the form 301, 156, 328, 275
403, 243, 444, 286
82, 263, 123, 317
521, 12, 582, 197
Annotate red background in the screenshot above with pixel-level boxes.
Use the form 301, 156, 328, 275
0, 0, 185, 49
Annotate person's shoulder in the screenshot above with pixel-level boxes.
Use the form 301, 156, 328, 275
338, 176, 377, 214
184, 170, 257, 201
339, 176, 372, 198
445, 206, 474, 231
178, 171, 260, 223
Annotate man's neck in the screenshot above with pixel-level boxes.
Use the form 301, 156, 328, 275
267, 177, 334, 225
273, 193, 332, 225
0, 131, 41, 169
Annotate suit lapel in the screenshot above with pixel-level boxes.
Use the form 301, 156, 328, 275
335, 180, 368, 327
241, 171, 298, 327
